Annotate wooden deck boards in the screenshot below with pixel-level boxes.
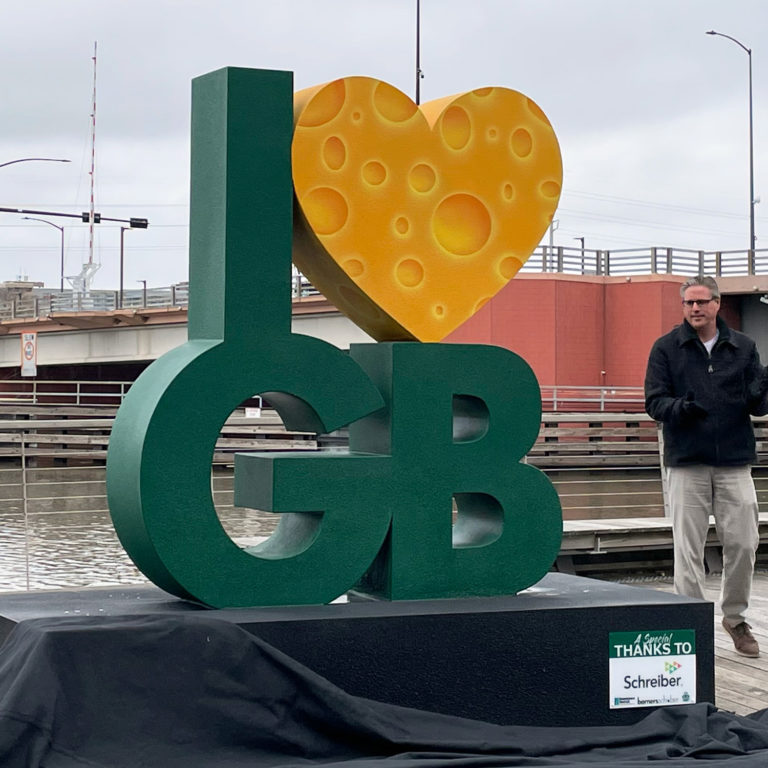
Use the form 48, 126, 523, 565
619, 570, 768, 716
561, 514, 768, 556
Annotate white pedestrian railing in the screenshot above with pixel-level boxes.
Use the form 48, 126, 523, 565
523, 245, 768, 277
540, 386, 644, 412
2, 246, 767, 321
0, 284, 190, 320
0, 380, 132, 407
0, 380, 645, 413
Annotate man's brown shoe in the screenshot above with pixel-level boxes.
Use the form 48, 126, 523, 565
722, 619, 760, 658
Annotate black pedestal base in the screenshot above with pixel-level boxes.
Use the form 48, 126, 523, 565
0, 573, 713, 727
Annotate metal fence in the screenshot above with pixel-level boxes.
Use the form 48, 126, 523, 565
540, 386, 644, 412
0, 380, 132, 407
0, 284, 190, 320
0, 380, 646, 413
2, 247, 768, 321
527, 245, 768, 277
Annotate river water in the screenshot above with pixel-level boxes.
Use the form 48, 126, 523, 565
0, 506, 277, 594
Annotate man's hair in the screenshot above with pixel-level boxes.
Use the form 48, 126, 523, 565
680, 275, 720, 300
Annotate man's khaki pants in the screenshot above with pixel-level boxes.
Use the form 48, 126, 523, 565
667, 464, 759, 627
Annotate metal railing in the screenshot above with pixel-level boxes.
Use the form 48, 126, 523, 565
541, 386, 644, 412
3, 247, 767, 321
527, 245, 768, 277
0, 284, 189, 319
291, 272, 321, 298
0, 380, 646, 413
0, 380, 132, 407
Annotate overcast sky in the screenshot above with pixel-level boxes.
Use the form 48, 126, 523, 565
1, 0, 766, 291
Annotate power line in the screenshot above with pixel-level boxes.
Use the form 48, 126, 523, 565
556, 207, 747, 239
0, 222, 186, 229
9, 203, 188, 209
566, 189, 765, 221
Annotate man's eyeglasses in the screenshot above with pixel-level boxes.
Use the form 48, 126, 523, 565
682, 298, 716, 307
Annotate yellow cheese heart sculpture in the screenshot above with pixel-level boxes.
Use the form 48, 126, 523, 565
292, 77, 562, 342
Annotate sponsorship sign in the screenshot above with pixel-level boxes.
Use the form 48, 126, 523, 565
20, 332, 37, 377
609, 630, 696, 709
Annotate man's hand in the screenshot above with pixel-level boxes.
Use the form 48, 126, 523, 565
749, 365, 768, 401
681, 390, 707, 419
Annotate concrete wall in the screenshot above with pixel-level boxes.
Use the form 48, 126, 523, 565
0, 313, 373, 372
603, 279, 680, 388
741, 294, 768, 362
446, 275, 671, 387
0, 324, 188, 370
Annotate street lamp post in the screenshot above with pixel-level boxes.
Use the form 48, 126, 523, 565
573, 236, 585, 273
137, 279, 147, 308
706, 30, 755, 255
119, 219, 149, 309
547, 219, 559, 271
22, 216, 65, 291
119, 226, 128, 308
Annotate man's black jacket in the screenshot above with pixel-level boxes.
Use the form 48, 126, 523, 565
645, 316, 768, 467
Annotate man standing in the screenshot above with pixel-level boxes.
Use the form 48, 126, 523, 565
645, 275, 768, 657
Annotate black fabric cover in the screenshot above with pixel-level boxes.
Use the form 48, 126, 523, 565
2, 614, 768, 767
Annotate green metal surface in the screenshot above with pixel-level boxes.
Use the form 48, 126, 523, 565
351, 342, 562, 599
238, 342, 562, 601
106, 66, 562, 607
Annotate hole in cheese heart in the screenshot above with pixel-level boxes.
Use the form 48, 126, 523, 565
362, 161, 387, 186
299, 80, 346, 127
343, 258, 364, 278
511, 128, 533, 158
409, 163, 437, 193
373, 81, 419, 123
432, 193, 492, 256
323, 136, 346, 170
541, 180, 561, 198
394, 217, 410, 236
441, 106, 472, 150
499, 255, 523, 280
302, 187, 348, 235
292, 76, 562, 342
396, 258, 425, 288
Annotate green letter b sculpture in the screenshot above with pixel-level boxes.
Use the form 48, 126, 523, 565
106, 68, 562, 608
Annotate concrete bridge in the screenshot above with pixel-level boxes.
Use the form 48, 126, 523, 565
2, 259, 768, 387
0, 295, 372, 373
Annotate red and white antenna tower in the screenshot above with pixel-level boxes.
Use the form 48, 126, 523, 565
68, 41, 101, 298
88, 40, 97, 265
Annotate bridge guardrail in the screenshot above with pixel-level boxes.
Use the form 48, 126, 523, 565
3, 246, 768, 321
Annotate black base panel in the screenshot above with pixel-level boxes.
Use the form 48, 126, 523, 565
0, 572, 714, 727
